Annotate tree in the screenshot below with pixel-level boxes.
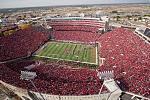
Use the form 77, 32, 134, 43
112, 10, 118, 13
138, 17, 142, 20
116, 16, 120, 21
134, 18, 137, 21
126, 15, 132, 20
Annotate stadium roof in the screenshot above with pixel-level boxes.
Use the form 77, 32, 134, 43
46, 17, 101, 21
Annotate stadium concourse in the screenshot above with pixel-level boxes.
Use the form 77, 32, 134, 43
0, 19, 150, 99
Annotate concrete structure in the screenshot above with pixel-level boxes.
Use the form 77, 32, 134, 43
0, 81, 121, 100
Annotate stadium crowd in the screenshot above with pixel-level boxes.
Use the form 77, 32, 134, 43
98, 28, 150, 97
53, 31, 100, 43
51, 25, 100, 33
0, 26, 48, 62
0, 20, 150, 98
0, 61, 102, 95
48, 19, 105, 33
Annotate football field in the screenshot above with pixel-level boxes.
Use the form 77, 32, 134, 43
34, 41, 98, 65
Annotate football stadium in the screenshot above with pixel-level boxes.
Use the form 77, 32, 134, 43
0, 17, 150, 100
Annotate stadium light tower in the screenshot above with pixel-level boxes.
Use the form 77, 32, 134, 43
20, 71, 46, 100
96, 70, 122, 100
42, 16, 52, 30
96, 70, 114, 94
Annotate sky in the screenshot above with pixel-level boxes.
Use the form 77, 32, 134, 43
0, 0, 149, 8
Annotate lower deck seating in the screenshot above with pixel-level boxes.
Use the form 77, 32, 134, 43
0, 27, 48, 62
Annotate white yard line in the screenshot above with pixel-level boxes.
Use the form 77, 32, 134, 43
34, 41, 99, 65
34, 55, 97, 65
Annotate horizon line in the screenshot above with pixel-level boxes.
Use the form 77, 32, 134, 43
0, 2, 149, 9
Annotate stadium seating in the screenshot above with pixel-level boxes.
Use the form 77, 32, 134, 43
97, 28, 150, 97
0, 25, 149, 97
53, 31, 100, 43
47, 19, 105, 33
46, 28, 150, 96
0, 27, 49, 62
51, 25, 100, 33
0, 61, 102, 95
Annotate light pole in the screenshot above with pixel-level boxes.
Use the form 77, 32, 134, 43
20, 71, 46, 100
96, 70, 115, 100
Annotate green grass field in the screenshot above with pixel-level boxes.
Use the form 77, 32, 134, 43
34, 41, 98, 65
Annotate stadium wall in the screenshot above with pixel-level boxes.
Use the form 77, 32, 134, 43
0, 81, 121, 100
